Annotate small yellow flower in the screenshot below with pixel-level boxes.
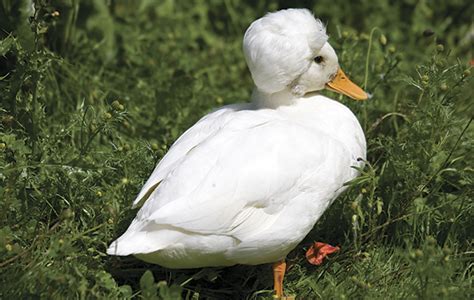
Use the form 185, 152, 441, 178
103, 112, 112, 120
111, 100, 123, 111
351, 201, 358, 210
415, 249, 423, 257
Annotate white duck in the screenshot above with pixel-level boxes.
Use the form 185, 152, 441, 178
108, 8, 367, 298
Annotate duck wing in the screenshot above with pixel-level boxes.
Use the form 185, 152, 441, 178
132, 104, 249, 208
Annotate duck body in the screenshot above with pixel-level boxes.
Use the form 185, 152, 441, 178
108, 12, 369, 294
107, 93, 365, 268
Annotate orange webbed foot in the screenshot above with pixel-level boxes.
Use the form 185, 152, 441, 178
305, 242, 340, 265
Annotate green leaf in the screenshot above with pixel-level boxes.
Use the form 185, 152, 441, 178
140, 270, 158, 300
157, 281, 182, 300
0, 35, 15, 56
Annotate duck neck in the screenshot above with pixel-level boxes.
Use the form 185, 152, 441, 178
251, 88, 297, 109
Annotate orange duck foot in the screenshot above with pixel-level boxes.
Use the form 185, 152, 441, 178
305, 242, 340, 265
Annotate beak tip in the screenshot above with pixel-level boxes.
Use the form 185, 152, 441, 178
359, 92, 369, 100
326, 68, 369, 101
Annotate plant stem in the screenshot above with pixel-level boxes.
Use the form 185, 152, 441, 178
364, 27, 380, 90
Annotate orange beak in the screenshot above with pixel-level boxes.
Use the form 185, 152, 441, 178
326, 68, 368, 100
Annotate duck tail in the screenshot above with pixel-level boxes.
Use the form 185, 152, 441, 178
107, 233, 151, 256
106, 222, 180, 256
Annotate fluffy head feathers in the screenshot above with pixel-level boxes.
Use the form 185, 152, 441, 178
243, 9, 328, 94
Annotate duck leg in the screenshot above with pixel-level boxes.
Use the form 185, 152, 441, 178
305, 242, 340, 265
272, 260, 287, 298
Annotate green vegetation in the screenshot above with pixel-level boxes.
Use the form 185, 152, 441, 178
1, 0, 472, 299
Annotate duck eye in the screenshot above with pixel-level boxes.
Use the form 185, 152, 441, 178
314, 56, 324, 64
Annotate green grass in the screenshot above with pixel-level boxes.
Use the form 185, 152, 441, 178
0, 0, 472, 299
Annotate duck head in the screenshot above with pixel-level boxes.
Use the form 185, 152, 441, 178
243, 8, 367, 101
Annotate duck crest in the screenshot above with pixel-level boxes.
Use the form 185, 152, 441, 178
243, 8, 328, 94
